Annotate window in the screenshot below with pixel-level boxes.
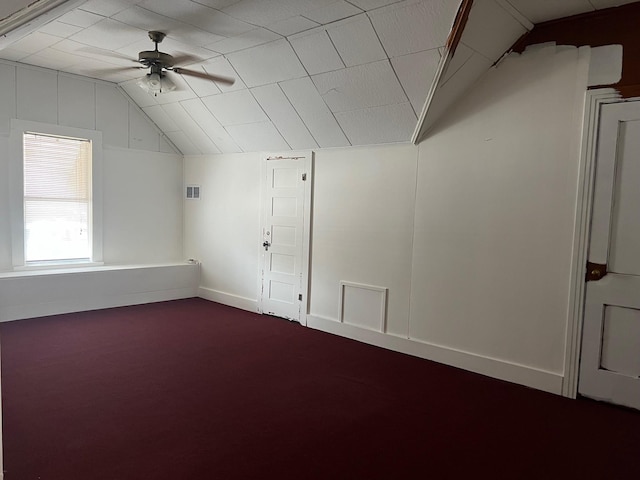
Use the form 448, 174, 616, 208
10, 119, 103, 269
23, 132, 91, 263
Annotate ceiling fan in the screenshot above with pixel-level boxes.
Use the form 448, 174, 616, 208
98, 31, 235, 96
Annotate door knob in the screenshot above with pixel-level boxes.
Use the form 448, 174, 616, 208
263, 241, 271, 251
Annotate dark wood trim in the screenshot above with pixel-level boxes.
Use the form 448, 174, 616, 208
446, 0, 473, 56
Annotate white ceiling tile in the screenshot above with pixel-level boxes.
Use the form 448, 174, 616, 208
326, 15, 386, 66
180, 98, 242, 153
303, 1, 363, 24
79, 0, 140, 17
201, 89, 267, 126
347, 0, 404, 10
193, 0, 244, 8
505, 0, 593, 23
112, 7, 226, 46
335, 102, 417, 144
69, 18, 148, 51
590, 0, 639, 8
23, 48, 81, 70
266, 16, 319, 36
462, 0, 528, 60
370, 0, 459, 57
290, 30, 344, 75
312, 60, 407, 112
226, 121, 290, 152
200, 56, 247, 92
227, 39, 306, 87
166, 130, 200, 155
161, 101, 221, 154
38, 20, 84, 38
223, 0, 337, 26
0, 47, 32, 61
120, 78, 159, 107
9, 32, 60, 54
142, 105, 181, 132
391, 48, 441, 115
206, 28, 282, 54
252, 83, 318, 150
279, 76, 349, 148
180, 66, 223, 97
138, 0, 255, 37
442, 41, 474, 83
56, 9, 105, 28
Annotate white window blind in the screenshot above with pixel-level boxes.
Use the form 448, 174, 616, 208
23, 132, 91, 263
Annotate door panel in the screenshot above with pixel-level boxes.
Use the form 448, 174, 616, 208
259, 155, 311, 322
579, 101, 640, 410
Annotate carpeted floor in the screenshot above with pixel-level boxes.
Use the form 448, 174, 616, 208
1, 298, 638, 479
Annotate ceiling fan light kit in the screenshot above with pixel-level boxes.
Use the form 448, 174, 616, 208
137, 72, 176, 96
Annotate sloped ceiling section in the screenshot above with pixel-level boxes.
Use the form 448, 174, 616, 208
415, 0, 640, 141
0, 0, 463, 155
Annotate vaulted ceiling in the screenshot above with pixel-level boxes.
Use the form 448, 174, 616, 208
0, 0, 638, 155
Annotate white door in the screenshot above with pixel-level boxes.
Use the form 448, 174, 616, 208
579, 100, 640, 410
259, 153, 312, 324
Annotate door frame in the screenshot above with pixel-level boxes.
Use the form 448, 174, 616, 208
257, 151, 314, 326
563, 89, 640, 398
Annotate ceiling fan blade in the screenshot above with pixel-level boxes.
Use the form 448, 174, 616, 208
91, 66, 145, 75
171, 52, 202, 66
76, 46, 139, 64
172, 67, 235, 85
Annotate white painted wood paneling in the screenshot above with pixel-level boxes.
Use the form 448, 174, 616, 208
102, 148, 183, 263
16, 66, 58, 124
279, 77, 349, 148
129, 104, 159, 151
179, 98, 242, 153
340, 281, 388, 332
8, 32, 61, 54
601, 306, 640, 377
327, 15, 386, 67
58, 75, 95, 130
587, 45, 623, 87
227, 39, 306, 88
391, 49, 441, 114
38, 20, 84, 38
79, 0, 135, 17
69, 18, 148, 51
289, 31, 345, 75
252, 83, 318, 150
411, 46, 586, 374
201, 90, 268, 126
0, 63, 16, 134
370, 0, 459, 57
336, 102, 417, 144
96, 84, 129, 148
56, 8, 104, 28
226, 121, 290, 151
312, 60, 408, 112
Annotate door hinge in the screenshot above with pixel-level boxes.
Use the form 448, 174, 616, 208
298, 294, 302, 301
586, 261, 607, 282
302, 173, 307, 181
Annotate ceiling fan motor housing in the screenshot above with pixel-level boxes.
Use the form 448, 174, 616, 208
138, 50, 174, 68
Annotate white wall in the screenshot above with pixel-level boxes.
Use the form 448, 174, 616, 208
0, 60, 192, 318
185, 44, 589, 395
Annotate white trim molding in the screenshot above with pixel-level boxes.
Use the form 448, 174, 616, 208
308, 315, 563, 395
563, 88, 622, 398
198, 287, 258, 313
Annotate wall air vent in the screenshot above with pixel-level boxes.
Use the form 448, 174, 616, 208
186, 185, 201, 200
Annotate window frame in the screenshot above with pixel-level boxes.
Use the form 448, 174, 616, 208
10, 119, 103, 269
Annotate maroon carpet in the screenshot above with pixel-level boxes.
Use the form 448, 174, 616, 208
1, 298, 638, 479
